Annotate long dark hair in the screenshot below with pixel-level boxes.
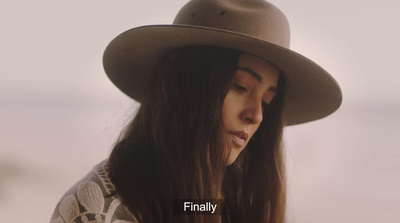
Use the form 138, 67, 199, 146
109, 46, 286, 223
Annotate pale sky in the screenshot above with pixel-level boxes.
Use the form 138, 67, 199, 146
1, 0, 399, 222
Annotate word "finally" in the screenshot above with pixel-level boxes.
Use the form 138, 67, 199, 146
183, 201, 217, 214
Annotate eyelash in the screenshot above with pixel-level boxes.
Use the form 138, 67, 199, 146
233, 83, 269, 110
233, 83, 247, 93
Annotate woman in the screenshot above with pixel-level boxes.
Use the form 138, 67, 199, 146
50, 0, 342, 223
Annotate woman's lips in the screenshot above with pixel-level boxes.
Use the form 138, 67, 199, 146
229, 131, 248, 147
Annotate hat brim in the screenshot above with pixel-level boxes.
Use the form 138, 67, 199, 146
103, 25, 342, 125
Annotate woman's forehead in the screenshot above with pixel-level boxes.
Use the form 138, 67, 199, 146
237, 53, 280, 86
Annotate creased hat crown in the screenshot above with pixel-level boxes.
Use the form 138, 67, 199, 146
173, 0, 290, 48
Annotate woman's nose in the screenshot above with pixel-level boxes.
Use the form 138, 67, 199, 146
240, 98, 263, 124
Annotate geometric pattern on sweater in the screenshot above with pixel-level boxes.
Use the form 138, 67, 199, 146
50, 160, 138, 223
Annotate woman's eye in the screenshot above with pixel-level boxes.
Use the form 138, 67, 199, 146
234, 84, 247, 93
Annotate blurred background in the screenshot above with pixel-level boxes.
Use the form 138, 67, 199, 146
0, 0, 399, 222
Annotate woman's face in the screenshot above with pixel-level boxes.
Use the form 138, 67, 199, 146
223, 53, 280, 165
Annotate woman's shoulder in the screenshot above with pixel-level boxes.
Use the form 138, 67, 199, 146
50, 160, 138, 223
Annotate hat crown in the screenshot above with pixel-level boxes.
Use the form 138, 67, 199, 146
173, 0, 290, 48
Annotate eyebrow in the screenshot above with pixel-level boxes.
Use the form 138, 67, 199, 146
237, 67, 278, 93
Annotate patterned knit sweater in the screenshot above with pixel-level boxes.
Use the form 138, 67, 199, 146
50, 160, 138, 223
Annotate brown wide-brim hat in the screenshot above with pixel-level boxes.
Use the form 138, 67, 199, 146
103, 0, 342, 125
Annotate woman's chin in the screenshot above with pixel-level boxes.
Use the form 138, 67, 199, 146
226, 147, 242, 166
